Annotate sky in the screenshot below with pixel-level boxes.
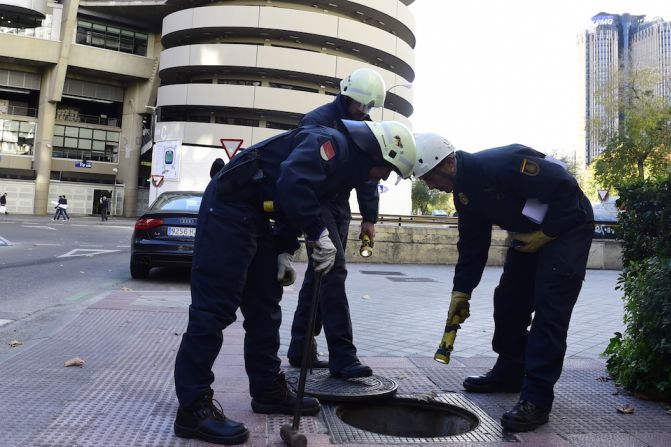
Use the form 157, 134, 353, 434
408, 0, 671, 156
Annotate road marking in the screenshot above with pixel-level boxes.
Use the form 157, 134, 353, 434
116, 245, 130, 248
57, 248, 121, 258
0, 319, 13, 327
0, 236, 11, 246
22, 225, 56, 231
33, 243, 63, 246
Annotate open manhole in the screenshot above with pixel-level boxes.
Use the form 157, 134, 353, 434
323, 393, 517, 443
336, 397, 477, 438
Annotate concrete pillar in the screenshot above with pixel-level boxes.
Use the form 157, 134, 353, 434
32, 0, 79, 214
33, 68, 57, 215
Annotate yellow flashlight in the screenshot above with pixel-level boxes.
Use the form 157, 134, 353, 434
359, 234, 373, 257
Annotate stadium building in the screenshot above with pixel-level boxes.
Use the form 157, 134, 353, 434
0, 0, 416, 216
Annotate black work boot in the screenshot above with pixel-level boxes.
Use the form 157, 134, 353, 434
331, 361, 373, 379
174, 391, 249, 445
501, 400, 550, 432
288, 344, 329, 368
463, 369, 522, 393
251, 372, 321, 415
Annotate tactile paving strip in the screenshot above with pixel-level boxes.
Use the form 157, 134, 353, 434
285, 368, 398, 402
267, 414, 328, 435
0, 308, 188, 447
323, 393, 518, 444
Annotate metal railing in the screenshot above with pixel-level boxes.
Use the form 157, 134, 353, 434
0, 105, 38, 117
57, 113, 120, 127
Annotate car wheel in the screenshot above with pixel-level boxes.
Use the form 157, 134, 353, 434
130, 258, 151, 279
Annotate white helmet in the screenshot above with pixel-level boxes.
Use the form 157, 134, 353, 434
340, 68, 386, 112
413, 133, 455, 178
342, 120, 417, 179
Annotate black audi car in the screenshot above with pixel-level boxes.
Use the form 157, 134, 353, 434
130, 191, 203, 278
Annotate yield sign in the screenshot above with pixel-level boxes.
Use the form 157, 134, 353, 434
220, 139, 243, 159
57, 249, 120, 258
597, 189, 609, 202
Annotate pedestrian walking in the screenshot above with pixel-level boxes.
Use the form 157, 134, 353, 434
413, 133, 594, 432
287, 67, 386, 378
100, 196, 109, 221
173, 120, 416, 445
0, 193, 7, 215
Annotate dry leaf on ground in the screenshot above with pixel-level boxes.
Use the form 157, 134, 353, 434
616, 404, 635, 414
64, 357, 86, 368
8, 340, 23, 348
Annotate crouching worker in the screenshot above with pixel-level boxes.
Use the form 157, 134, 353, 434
413, 133, 593, 432
173, 120, 417, 445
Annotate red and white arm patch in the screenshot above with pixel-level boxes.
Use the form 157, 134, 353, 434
319, 140, 336, 161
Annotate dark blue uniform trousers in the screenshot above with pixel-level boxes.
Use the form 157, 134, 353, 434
287, 202, 358, 373
491, 222, 594, 411
174, 184, 282, 408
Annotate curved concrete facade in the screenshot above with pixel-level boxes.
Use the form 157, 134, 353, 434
157, 1, 416, 138
153, 0, 418, 212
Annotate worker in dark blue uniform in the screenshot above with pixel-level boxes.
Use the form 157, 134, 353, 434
413, 133, 594, 432
173, 120, 417, 445
287, 68, 387, 378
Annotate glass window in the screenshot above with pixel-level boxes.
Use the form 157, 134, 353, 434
53, 136, 64, 146
3, 130, 17, 142
79, 128, 93, 139
78, 139, 92, 150
19, 122, 34, 132
4, 120, 19, 131
64, 137, 78, 148
92, 140, 105, 151
106, 131, 119, 142
93, 129, 106, 140
54, 125, 64, 136
65, 127, 79, 138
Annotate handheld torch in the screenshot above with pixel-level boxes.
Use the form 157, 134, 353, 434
433, 317, 464, 364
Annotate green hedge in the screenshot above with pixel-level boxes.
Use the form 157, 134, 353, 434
604, 178, 671, 400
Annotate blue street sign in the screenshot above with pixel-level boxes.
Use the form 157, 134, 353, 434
76, 161, 92, 168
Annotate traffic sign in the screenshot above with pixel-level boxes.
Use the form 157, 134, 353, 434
220, 139, 244, 159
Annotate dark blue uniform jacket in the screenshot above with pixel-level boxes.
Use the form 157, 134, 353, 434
216, 125, 374, 251
453, 144, 593, 294
300, 94, 380, 223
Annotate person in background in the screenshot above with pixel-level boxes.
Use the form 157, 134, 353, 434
0, 193, 7, 215
287, 67, 387, 379
413, 133, 594, 432
173, 120, 416, 445
100, 195, 109, 221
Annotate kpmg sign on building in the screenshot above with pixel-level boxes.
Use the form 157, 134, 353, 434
592, 14, 616, 26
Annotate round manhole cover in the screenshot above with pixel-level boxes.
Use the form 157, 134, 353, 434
285, 368, 398, 402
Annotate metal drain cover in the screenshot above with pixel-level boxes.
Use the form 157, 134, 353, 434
285, 368, 398, 402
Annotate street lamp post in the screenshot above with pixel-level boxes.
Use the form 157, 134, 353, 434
112, 167, 118, 217
382, 83, 412, 120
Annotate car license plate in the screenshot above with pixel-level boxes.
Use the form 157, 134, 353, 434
168, 227, 196, 237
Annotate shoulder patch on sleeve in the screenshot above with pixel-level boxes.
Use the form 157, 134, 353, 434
320, 139, 336, 161
520, 158, 540, 176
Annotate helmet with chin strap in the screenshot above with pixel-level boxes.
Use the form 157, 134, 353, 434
413, 133, 455, 178
340, 68, 386, 114
341, 120, 417, 179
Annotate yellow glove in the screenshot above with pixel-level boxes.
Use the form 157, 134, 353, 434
447, 291, 471, 325
512, 230, 555, 253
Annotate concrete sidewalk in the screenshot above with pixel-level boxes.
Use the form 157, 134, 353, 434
1, 263, 669, 446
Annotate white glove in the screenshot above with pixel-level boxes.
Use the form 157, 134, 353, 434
277, 253, 296, 286
310, 229, 337, 274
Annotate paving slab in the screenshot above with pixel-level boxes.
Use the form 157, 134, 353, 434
0, 264, 669, 446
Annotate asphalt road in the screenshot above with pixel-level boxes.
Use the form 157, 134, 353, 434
0, 215, 192, 361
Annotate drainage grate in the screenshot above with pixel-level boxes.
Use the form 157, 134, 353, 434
360, 270, 406, 276
386, 277, 437, 283
267, 414, 326, 435
323, 393, 519, 444
285, 368, 398, 402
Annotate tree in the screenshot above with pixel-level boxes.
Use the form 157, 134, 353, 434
411, 179, 454, 215
592, 69, 671, 189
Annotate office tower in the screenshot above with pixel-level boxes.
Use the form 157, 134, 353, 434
580, 12, 671, 167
